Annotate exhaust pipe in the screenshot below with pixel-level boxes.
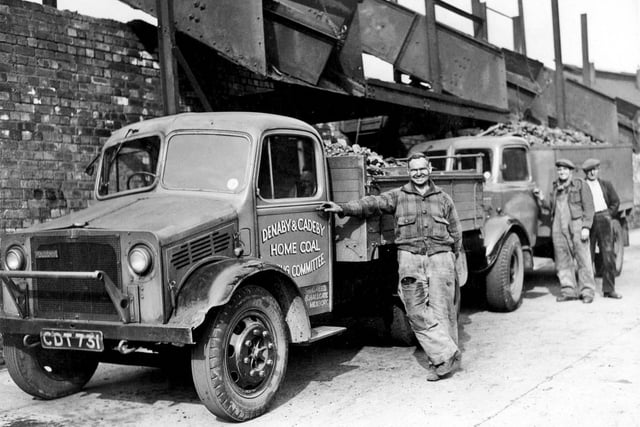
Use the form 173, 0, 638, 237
23, 334, 40, 348
116, 340, 137, 354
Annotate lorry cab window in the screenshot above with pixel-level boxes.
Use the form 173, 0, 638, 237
501, 147, 529, 181
454, 149, 491, 173
98, 136, 160, 196
424, 149, 447, 171
258, 135, 318, 200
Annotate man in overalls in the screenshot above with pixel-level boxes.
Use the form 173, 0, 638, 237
320, 153, 462, 380
534, 159, 596, 303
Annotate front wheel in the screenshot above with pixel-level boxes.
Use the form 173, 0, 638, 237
4, 335, 98, 399
191, 285, 288, 422
485, 233, 524, 312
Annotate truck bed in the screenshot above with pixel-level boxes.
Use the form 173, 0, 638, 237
328, 155, 485, 262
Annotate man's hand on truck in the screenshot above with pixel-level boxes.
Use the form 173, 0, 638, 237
318, 201, 343, 214
532, 188, 543, 201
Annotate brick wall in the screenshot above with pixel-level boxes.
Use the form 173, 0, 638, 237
0, 0, 273, 232
0, 0, 166, 230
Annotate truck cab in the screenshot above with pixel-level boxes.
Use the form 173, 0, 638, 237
411, 136, 539, 247
0, 112, 340, 422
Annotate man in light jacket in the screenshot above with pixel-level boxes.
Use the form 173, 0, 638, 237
582, 158, 622, 299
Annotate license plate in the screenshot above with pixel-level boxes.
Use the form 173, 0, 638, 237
40, 328, 104, 352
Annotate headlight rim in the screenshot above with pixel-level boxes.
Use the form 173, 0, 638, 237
5, 246, 26, 271
128, 244, 153, 276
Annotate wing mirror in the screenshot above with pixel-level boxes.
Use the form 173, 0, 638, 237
85, 154, 100, 176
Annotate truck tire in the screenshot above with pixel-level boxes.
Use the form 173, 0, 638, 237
3, 334, 98, 399
388, 302, 416, 346
613, 219, 623, 276
455, 277, 461, 318
191, 285, 288, 422
388, 280, 460, 347
485, 233, 524, 312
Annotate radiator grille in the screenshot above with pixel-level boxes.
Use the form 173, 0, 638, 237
170, 231, 232, 270
31, 235, 121, 321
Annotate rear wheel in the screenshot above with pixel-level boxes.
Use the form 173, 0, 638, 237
388, 276, 461, 346
485, 233, 524, 312
388, 302, 415, 346
191, 285, 288, 422
612, 219, 623, 276
4, 335, 98, 399
455, 278, 461, 317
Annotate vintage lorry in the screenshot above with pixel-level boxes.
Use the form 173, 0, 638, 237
0, 112, 486, 422
409, 135, 633, 310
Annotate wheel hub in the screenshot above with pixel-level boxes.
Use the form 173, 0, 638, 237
228, 318, 276, 390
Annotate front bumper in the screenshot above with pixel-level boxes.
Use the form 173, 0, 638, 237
0, 269, 131, 323
0, 316, 194, 344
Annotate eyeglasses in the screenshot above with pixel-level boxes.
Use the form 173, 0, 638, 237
409, 167, 430, 174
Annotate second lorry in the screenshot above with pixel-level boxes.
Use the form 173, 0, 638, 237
409, 135, 633, 311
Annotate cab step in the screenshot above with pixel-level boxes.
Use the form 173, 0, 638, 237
306, 325, 346, 344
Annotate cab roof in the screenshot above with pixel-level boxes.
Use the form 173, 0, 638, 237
409, 135, 529, 155
105, 112, 318, 146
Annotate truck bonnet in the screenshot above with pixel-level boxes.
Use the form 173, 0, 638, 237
23, 194, 238, 244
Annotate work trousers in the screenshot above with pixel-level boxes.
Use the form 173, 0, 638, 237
552, 218, 596, 298
590, 211, 616, 294
397, 250, 458, 366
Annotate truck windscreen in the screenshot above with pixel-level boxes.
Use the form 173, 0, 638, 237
163, 133, 251, 193
98, 135, 161, 196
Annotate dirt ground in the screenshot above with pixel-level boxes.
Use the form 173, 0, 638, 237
1, 231, 640, 426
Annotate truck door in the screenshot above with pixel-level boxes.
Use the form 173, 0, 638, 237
255, 132, 332, 315
496, 145, 538, 244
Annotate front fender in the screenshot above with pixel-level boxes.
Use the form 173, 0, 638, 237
167, 258, 312, 343
482, 215, 529, 270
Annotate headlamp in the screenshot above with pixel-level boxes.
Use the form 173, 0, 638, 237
128, 245, 153, 275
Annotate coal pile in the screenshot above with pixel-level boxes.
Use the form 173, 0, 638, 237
323, 142, 397, 176
478, 121, 604, 145
316, 122, 405, 176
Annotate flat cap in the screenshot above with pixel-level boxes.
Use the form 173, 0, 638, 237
555, 158, 575, 169
581, 158, 600, 171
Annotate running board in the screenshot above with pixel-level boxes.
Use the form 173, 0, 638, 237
305, 326, 346, 344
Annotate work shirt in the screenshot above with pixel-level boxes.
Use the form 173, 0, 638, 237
588, 178, 620, 217
586, 179, 608, 213
339, 180, 462, 256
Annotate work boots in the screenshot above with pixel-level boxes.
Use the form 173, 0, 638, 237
435, 351, 462, 377
426, 351, 462, 382
426, 366, 440, 382
604, 291, 622, 299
